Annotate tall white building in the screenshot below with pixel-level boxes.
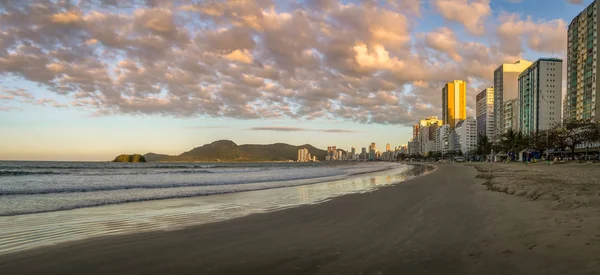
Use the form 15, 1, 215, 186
476, 87, 494, 140
494, 59, 532, 138
566, 1, 600, 122
455, 117, 477, 155
503, 98, 520, 133
435, 124, 455, 154
408, 140, 419, 156
518, 58, 563, 135
419, 123, 439, 155
297, 148, 309, 162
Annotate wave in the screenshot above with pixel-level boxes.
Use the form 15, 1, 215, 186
0, 171, 69, 177
0, 164, 223, 170
0, 171, 348, 196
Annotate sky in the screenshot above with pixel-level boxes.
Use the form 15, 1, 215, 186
0, 0, 594, 161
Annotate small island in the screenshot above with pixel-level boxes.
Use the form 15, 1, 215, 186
112, 154, 147, 163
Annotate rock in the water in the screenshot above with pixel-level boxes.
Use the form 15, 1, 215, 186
112, 154, 147, 162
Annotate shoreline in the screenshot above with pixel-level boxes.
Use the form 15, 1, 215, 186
0, 163, 429, 256
2, 163, 599, 274
0, 163, 404, 217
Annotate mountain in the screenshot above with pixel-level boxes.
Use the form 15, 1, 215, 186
143, 153, 173, 162
142, 140, 327, 162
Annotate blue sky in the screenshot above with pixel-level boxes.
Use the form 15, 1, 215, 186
0, 0, 593, 160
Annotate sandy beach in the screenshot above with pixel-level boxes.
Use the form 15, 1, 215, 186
472, 162, 600, 210
1, 163, 600, 274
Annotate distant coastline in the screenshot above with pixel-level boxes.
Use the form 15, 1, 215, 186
118, 140, 332, 162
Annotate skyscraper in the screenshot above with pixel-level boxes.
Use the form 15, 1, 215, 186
385, 143, 391, 152
493, 59, 532, 137
503, 98, 520, 133
476, 87, 495, 140
442, 80, 467, 128
412, 123, 419, 140
518, 58, 563, 135
566, 1, 600, 122
297, 148, 309, 162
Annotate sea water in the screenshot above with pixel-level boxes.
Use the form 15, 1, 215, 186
0, 161, 432, 255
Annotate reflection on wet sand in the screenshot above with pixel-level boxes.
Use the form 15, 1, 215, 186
0, 164, 434, 256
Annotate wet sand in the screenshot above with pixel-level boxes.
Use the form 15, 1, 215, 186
1, 164, 600, 275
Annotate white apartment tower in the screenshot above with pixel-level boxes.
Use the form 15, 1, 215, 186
476, 87, 495, 140
566, 1, 600, 122
518, 58, 563, 135
493, 59, 532, 138
455, 117, 478, 155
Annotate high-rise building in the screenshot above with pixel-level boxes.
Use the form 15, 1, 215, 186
297, 148, 309, 162
435, 124, 455, 154
455, 117, 478, 155
493, 59, 532, 137
419, 123, 439, 155
408, 140, 419, 156
503, 98, 520, 133
419, 116, 443, 127
361, 147, 367, 161
369, 143, 376, 160
327, 146, 337, 161
442, 80, 467, 128
412, 123, 420, 140
385, 143, 391, 152
518, 58, 563, 135
476, 87, 495, 140
567, 2, 600, 122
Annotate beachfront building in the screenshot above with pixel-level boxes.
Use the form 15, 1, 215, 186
493, 59, 532, 137
503, 98, 520, 133
455, 116, 478, 155
476, 87, 495, 140
369, 143, 376, 160
566, 1, 600, 122
326, 146, 337, 161
435, 124, 455, 154
518, 58, 563, 135
413, 123, 419, 140
408, 140, 419, 156
442, 80, 467, 128
415, 116, 443, 155
297, 148, 310, 162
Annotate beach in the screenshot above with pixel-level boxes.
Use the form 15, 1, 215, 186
2, 163, 600, 274
473, 162, 600, 210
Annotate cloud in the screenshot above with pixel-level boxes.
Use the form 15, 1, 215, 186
0, 1, 569, 126
432, 0, 491, 35
250, 127, 305, 132
496, 13, 567, 56
249, 127, 358, 133
184, 126, 230, 129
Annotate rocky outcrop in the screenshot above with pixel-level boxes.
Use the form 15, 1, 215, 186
112, 154, 147, 162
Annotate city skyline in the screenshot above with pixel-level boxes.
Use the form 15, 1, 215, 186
0, 0, 592, 161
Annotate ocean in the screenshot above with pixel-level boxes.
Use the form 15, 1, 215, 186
0, 161, 431, 255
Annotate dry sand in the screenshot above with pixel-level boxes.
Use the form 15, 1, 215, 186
472, 162, 600, 210
1, 164, 600, 275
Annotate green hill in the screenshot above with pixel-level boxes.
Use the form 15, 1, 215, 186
143, 140, 327, 162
